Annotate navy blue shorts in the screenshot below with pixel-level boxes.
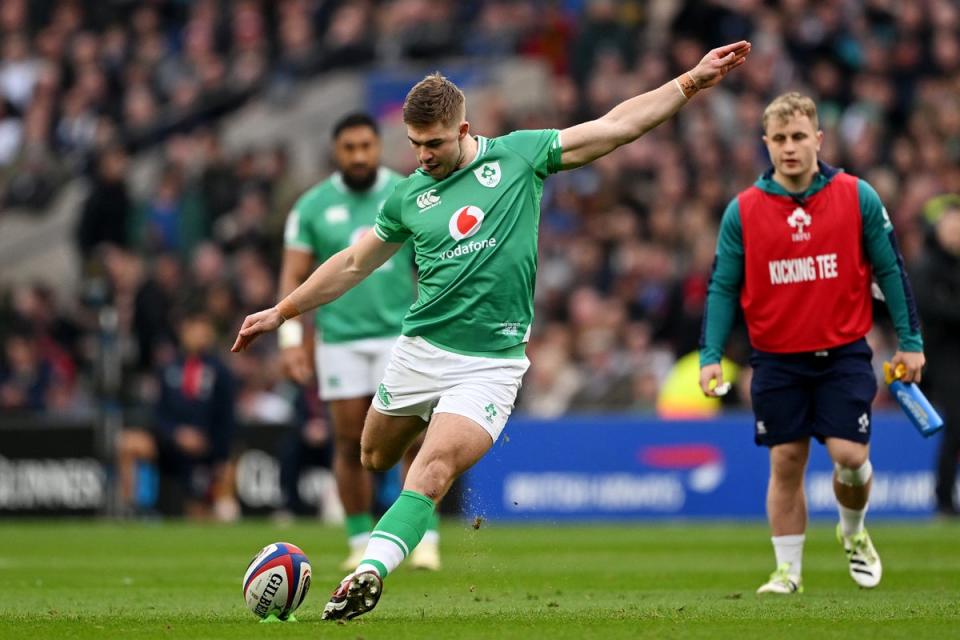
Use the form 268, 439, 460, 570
750, 338, 878, 448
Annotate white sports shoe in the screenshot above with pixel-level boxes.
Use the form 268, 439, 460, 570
408, 539, 442, 571
838, 525, 882, 588
338, 546, 367, 572
756, 563, 803, 595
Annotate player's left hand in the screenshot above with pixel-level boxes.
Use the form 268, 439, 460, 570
232, 307, 284, 352
890, 350, 925, 383
689, 40, 752, 90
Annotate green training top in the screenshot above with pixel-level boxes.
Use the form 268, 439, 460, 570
284, 167, 415, 344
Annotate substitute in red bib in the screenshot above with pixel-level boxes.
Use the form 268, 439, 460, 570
699, 92, 925, 595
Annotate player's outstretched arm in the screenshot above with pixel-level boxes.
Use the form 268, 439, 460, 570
231, 231, 403, 352
559, 40, 750, 170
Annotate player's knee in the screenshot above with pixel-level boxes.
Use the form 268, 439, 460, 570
770, 446, 807, 478
360, 445, 393, 472
834, 459, 872, 486
830, 441, 869, 470
407, 457, 454, 501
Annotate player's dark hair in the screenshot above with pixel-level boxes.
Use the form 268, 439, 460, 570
403, 72, 465, 128
332, 112, 379, 140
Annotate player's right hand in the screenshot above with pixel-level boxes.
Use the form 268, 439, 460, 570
699, 363, 725, 397
281, 346, 313, 384
690, 40, 751, 90
232, 307, 284, 352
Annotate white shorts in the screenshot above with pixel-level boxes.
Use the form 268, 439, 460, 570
315, 336, 398, 401
371, 336, 530, 442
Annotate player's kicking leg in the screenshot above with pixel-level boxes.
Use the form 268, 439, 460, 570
757, 439, 809, 594
323, 411, 492, 621
827, 438, 881, 588
402, 437, 441, 570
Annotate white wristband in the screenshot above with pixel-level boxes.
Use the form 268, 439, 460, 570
278, 320, 303, 348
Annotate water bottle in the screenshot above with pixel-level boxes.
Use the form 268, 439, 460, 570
883, 362, 944, 438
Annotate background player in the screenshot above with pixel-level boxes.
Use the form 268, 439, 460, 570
279, 113, 439, 570
699, 92, 925, 594
235, 40, 752, 620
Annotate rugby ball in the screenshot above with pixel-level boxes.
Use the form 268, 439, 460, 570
242, 542, 311, 620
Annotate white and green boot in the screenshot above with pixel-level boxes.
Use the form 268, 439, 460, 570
837, 525, 882, 588
756, 562, 803, 594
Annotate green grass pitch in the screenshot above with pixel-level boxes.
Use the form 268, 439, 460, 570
1, 520, 958, 639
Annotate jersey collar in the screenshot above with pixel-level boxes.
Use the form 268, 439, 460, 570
416, 135, 489, 180
755, 161, 840, 200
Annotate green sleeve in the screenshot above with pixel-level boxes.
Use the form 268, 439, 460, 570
858, 179, 924, 351
498, 129, 562, 178
373, 182, 412, 243
699, 198, 745, 366
283, 191, 316, 254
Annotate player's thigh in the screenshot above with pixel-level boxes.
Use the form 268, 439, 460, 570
360, 407, 428, 471
750, 354, 814, 447
403, 411, 495, 501
812, 348, 877, 447
327, 396, 372, 445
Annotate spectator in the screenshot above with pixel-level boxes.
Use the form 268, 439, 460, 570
0, 330, 65, 412
912, 195, 960, 517
76, 144, 131, 262
116, 310, 239, 520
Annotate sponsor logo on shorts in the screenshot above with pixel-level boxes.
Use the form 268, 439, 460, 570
484, 403, 498, 423
377, 383, 392, 407
858, 412, 870, 433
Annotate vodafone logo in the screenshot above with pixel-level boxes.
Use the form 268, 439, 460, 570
448, 205, 485, 241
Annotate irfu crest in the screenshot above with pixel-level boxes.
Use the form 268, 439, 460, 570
473, 161, 501, 188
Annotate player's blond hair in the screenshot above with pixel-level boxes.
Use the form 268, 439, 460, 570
402, 72, 465, 128
762, 92, 819, 132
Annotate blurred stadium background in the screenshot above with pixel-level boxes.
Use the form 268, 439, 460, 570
0, 0, 958, 636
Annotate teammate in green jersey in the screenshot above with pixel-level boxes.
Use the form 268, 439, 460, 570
234, 39, 751, 620
277, 113, 439, 571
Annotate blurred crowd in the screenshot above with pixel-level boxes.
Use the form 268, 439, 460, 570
2, 0, 960, 424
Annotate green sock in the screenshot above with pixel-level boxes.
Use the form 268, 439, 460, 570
357, 490, 434, 578
345, 513, 373, 548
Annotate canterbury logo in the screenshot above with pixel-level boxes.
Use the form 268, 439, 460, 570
416, 189, 440, 211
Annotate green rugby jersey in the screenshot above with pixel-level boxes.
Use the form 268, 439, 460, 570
373, 130, 562, 357
285, 167, 415, 344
